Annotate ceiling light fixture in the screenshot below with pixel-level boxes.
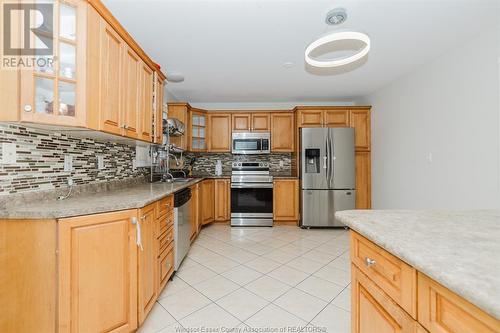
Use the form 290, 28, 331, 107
166, 72, 185, 83
304, 31, 370, 68
325, 8, 347, 25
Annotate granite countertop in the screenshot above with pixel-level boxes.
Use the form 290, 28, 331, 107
0, 178, 204, 220
335, 209, 500, 320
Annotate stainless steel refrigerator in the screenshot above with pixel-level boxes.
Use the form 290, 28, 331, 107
300, 127, 356, 227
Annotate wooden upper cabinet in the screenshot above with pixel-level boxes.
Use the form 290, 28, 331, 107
122, 47, 141, 139
232, 113, 251, 132
190, 109, 208, 152
137, 204, 157, 325
208, 113, 231, 152
99, 22, 124, 136
168, 103, 189, 150
273, 179, 299, 221
271, 113, 295, 152
350, 109, 371, 151
298, 109, 323, 127
58, 210, 138, 333
214, 179, 230, 221
324, 110, 349, 127
154, 76, 164, 144
18, 0, 87, 128
200, 179, 215, 225
139, 64, 154, 142
251, 113, 270, 131
355, 152, 371, 209
352, 266, 416, 333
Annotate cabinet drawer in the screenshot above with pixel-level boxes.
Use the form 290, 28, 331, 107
351, 231, 417, 318
156, 211, 174, 238
352, 265, 417, 333
417, 273, 500, 333
158, 245, 174, 292
157, 195, 174, 218
158, 226, 174, 256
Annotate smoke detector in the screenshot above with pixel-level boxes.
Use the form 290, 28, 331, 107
326, 8, 347, 25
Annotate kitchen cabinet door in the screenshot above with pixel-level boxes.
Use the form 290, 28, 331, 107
190, 109, 208, 152
208, 114, 232, 152
190, 184, 200, 241
232, 113, 251, 132
352, 266, 417, 333
324, 110, 349, 127
271, 113, 295, 152
215, 179, 231, 221
139, 63, 154, 142
201, 179, 215, 225
168, 103, 189, 150
98, 21, 124, 136
273, 179, 299, 221
137, 204, 157, 325
298, 109, 323, 127
154, 75, 164, 144
58, 210, 138, 333
19, 0, 86, 127
355, 152, 371, 209
417, 273, 500, 333
251, 113, 270, 131
350, 109, 371, 151
122, 46, 141, 139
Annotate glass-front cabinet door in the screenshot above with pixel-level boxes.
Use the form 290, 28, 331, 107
20, 0, 86, 126
190, 111, 207, 152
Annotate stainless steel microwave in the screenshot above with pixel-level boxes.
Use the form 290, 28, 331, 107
231, 132, 270, 154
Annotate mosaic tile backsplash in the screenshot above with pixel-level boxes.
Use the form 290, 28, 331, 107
0, 124, 147, 195
186, 152, 292, 175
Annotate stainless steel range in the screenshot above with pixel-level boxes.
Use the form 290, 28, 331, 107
230, 162, 273, 227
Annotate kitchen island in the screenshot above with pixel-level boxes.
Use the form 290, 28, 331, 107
336, 210, 500, 333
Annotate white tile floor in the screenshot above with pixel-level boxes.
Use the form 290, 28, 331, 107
139, 224, 351, 333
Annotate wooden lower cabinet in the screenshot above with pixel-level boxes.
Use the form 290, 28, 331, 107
190, 183, 200, 242
137, 203, 157, 325
355, 151, 371, 209
352, 265, 417, 333
201, 179, 215, 224
273, 179, 299, 222
58, 210, 138, 333
351, 231, 500, 333
417, 273, 500, 333
214, 179, 231, 221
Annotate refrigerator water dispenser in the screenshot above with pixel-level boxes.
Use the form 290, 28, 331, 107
305, 148, 320, 173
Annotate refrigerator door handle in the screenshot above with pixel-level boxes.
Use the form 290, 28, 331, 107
330, 130, 335, 188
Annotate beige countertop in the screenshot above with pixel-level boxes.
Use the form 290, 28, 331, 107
0, 178, 203, 220
335, 209, 500, 320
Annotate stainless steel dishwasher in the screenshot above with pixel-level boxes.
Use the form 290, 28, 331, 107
173, 188, 192, 271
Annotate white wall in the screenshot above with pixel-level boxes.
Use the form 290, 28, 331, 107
364, 27, 500, 209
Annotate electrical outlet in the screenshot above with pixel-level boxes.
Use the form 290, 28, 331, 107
67, 178, 74, 186
97, 155, 105, 170
64, 155, 73, 172
1, 143, 16, 164
132, 158, 137, 170
279, 160, 284, 167
426, 152, 433, 163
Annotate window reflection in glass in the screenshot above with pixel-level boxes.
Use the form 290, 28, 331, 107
35, 77, 54, 114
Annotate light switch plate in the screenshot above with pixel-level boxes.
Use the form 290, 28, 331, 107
64, 155, 73, 172
97, 155, 105, 170
1, 143, 17, 164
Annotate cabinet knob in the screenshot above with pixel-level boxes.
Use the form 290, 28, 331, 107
122, 124, 128, 130
365, 257, 376, 267
23, 104, 32, 112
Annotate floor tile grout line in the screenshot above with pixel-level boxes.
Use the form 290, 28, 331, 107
165, 225, 350, 330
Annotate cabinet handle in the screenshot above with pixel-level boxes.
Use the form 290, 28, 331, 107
166, 262, 171, 269
132, 217, 144, 251
23, 104, 32, 112
140, 215, 146, 220
365, 257, 376, 267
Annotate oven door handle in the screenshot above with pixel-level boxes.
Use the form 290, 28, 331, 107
231, 183, 274, 189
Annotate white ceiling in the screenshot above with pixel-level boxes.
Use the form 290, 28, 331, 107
103, 0, 498, 104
